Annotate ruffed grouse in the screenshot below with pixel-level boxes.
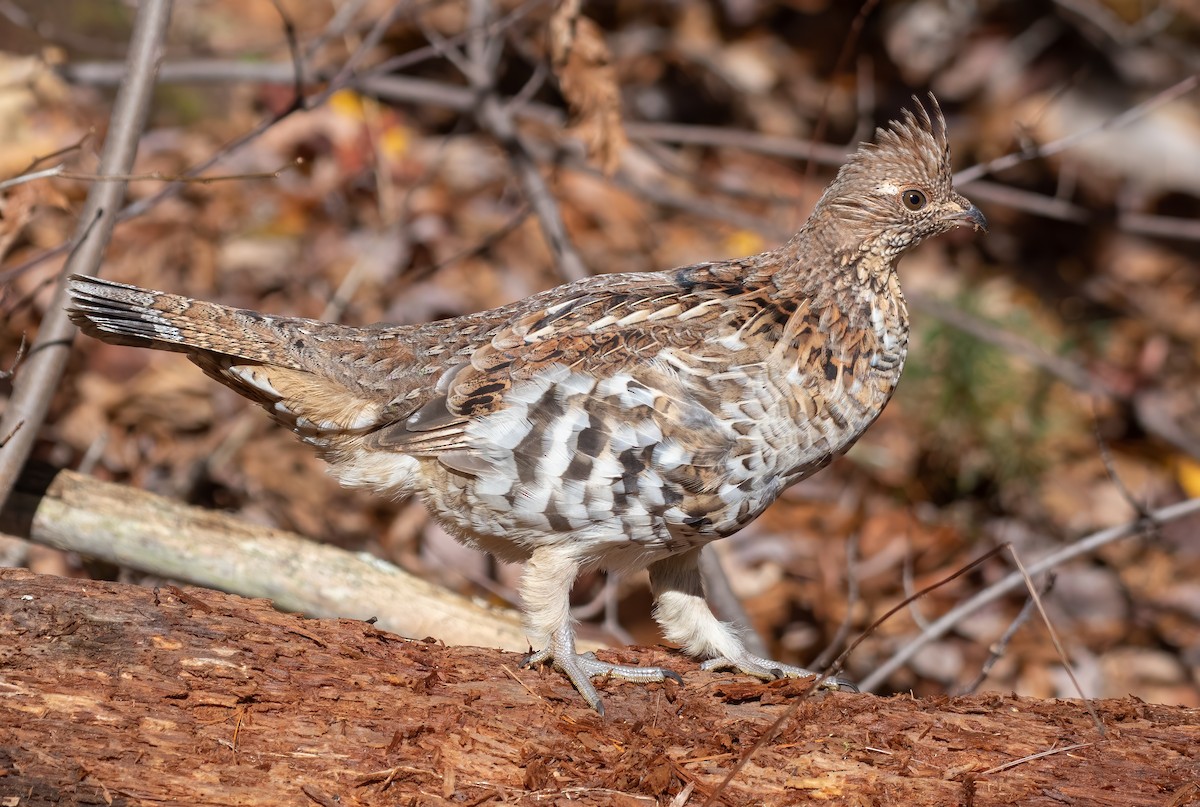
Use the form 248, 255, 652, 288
67, 96, 984, 713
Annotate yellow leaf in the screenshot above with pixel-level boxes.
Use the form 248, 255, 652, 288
725, 229, 764, 258
330, 89, 364, 120
1177, 456, 1200, 498
381, 124, 410, 160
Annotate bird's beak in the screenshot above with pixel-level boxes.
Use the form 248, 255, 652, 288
947, 202, 988, 233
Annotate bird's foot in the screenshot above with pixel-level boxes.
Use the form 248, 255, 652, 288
701, 652, 858, 692
522, 645, 683, 715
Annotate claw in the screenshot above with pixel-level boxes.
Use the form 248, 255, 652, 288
524, 628, 683, 713
702, 652, 858, 692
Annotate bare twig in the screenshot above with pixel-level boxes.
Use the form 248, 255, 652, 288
303, 0, 373, 60
307, 2, 413, 111
960, 179, 1090, 224
956, 572, 1055, 695
1118, 211, 1200, 242
1092, 408, 1156, 528
52, 163, 298, 185
402, 205, 532, 290
0, 0, 173, 510
2, 9, 437, 288
56, 57, 1200, 246
599, 158, 789, 241
501, 663, 547, 703
267, 0, 306, 104
0, 421, 20, 450
1006, 547, 1106, 736
901, 546, 933, 632
801, 0, 882, 185
0, 165, 68, 192
626, 121, 850, 168
0, 334, 26, 381
858, 496, 1200, 692
979, 742, 1094, 776
453, 0, 589, 282
954, 74, 1200, 184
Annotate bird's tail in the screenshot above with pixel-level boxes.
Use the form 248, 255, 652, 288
66, 275, 305, 370
66, 275, 396, 441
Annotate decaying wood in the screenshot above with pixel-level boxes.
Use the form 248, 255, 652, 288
0, 465, 533, 652
1, 568, 1196, 806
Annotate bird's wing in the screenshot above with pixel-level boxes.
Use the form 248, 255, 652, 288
366, 267, 758, 491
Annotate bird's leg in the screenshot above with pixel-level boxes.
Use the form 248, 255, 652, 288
648, 547, 855, 691
519, 546, 683, 714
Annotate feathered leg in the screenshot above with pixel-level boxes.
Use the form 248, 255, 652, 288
649, 547, 854, 689
519, 546, 682, 715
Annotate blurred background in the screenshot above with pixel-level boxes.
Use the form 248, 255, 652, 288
0, 0, 1198, 704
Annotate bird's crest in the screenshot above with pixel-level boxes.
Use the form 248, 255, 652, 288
835, 94, 953, 199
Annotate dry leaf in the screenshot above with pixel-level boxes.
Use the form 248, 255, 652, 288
548, 0, 626, 175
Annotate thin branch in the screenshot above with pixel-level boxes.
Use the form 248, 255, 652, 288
55, 58, 1200, 244
800, 0, 881, 184
901, 545, 933, 631
1118, 210, 1200, 242
303, 0, 373, 60
0, 0, 173, 511
267, 0, 306, 105
960, 180, 1090, 224
954, 74, 1200, 185
598, 157, 789, 241
453, 0, 589, 282
979, 742, 1094, 776
956, 572, 1054, 696
857, 496, 1200, 692
625, 121, 850, 168
2, 9, 432, 287
1006, 547, 1106, 736
54, 162, 298, 185
0, 165, 67, 191
0, 335, 26, 381
307, 3, 414, 110
1093, 407, 1156, 526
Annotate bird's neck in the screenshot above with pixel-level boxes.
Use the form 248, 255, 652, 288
771, 222, 902, 301
764, 222, 910, 358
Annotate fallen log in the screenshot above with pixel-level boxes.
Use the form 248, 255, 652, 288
1, 568, 1196, 806
0, 465, 531, 651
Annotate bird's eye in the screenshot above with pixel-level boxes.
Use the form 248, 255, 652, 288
900, 188, 928, 211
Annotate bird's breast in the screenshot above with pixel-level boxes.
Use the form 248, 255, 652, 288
770, 286, 909, 481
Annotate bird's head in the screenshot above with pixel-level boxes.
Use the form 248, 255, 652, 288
810, 95, 986, 267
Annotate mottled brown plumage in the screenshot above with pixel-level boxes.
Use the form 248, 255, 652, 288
67, 96, 984, 713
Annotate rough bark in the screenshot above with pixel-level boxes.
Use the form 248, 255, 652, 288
1, 568, 1196, 806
